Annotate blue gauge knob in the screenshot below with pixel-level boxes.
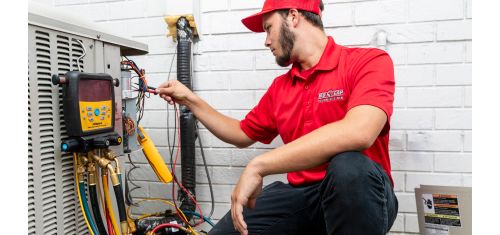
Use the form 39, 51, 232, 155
94, 108, 100, 116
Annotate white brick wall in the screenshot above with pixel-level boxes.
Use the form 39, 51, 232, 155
33, 0, 472, 234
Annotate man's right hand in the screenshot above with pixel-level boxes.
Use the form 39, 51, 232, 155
155, 80, 195, 106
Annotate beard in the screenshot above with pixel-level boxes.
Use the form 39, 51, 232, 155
276, 21, 296, 67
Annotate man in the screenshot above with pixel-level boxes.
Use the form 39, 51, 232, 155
156, 0, 398, 234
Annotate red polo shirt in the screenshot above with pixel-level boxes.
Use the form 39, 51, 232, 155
240, 36, 395, 186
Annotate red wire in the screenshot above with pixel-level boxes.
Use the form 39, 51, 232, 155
105, 207, 115, 235
171, 103, 205, 226
150, 223, 185, 234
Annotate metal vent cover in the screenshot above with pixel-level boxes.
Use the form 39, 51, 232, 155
28, 26, 94, 235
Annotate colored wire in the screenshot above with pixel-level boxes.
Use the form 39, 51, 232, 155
182, 210, 215, 227
74, 153, 96, 235
195, 122, 214, 219
80, 182, 100, 235
103, 172, 121, 235
105, 209, 115, 235
149, 223, 191, 235
89, 184, 108, 235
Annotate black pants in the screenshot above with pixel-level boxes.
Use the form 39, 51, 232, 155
208, 151, 398, 235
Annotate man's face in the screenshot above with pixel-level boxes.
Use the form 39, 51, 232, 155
262, 11, 296, 67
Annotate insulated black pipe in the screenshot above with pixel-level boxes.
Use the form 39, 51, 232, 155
176, 16, 197, 213
89, 184, 108, 235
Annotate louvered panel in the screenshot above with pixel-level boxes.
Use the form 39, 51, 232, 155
71, 40, 85, 71
55, 34, 81, 234
28, 60, 36, 235
35, 30, 58, 234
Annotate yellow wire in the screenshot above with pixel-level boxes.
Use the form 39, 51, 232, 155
103, 171, 121, 235
74, 153, 95, 235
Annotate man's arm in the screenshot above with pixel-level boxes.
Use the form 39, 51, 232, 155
230, 104, 388, 234
250, 104, 387, 175
156, 80, 255, 148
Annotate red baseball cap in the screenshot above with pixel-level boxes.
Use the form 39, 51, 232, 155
241, 0, 321, 33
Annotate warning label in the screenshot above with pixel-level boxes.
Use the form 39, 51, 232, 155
422, 194, 461, 227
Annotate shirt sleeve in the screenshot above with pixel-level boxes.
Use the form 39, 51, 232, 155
346, 49, 395, 136
240, 81, 279, 144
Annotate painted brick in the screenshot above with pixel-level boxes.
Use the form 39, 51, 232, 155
228, 33, 266, 51
405, 213, 419, 233
196, 184, 233, 203
464, 131, 471, 152
211, 166, 244, 184
464, 86, 471, 107
409, 0, 464, 22
194, 54, 210, 72
355, 0, 407, 25
407, 42, 464, 64
231, 149, 268, 166
201, 0, 228, 12
208, 10, 254, 34
436, 64, 472, 85
389, 131, 406, 151
387, 44, 407, 65
466, 0, 472, 19
437, 20, 472, 41
164, 0, 193, 15
406, 173, 462, 192
435, 109, 472, 130
145, 0, 168, 17
193, 71, 231, 90
328, 26, 376, 46
197, 129, 234, 148
391, 109, 434, 130
395, 65, 434, 87
255, 51, 285, 70
199, 203, 231, 220
144, 95, 169, 110
435, 153, 472, 172
210, 51, 254, 71
393, 87, 406, 108
465, 42, 472, 62
230, 0, 263, 10
136, 36, 177, 55
323, 3, 353, 27
396, 193, 417, 213
108, 0, 145, 20
391, 172, 405, 192
200, 91, 256, 110
463, 174, 472, 187
407, 131, 462, 152
58, 4, 109, 22
390, 152, 434, 172
194, 148, 233, 166
389, 214, 405, 232
127, 17, 168, 37
229, 71, 276, 90
199, 35, 231, 52
407, 87, 463, 108
385, 23, 435, 44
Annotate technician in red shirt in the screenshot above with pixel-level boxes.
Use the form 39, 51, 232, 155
156, 0, 398, 234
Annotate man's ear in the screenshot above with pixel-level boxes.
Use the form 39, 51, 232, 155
288, 9, 300, 28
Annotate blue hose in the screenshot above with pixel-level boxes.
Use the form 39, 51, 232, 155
79, 182, 100, 235
182, 210, 215, 227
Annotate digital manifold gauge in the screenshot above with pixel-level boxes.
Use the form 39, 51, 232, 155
52, 71, 122, 152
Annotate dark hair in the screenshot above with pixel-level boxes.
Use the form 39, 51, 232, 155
276, 1, 324, 31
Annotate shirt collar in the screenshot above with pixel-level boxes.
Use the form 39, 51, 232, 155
289, 36, 341, 82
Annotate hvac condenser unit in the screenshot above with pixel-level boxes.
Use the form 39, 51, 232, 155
28, 3, 148, 234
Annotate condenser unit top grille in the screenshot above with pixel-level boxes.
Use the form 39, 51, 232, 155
28, 1, 148, 56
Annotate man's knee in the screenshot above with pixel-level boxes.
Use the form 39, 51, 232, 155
325, 151, 381, 192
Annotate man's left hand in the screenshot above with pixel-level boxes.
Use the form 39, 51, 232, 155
231, 161, 264, 235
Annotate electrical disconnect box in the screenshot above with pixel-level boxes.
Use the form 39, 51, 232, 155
28, 2, 148, 234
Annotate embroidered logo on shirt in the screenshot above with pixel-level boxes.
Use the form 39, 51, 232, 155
318, 89, 344, 103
